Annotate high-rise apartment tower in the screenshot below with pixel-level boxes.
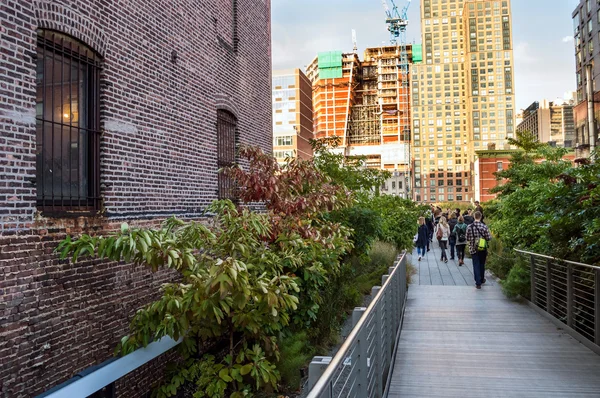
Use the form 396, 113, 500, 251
411, 0, 515, 203
272, 69, 314, 163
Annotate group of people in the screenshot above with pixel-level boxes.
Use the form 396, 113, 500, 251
415, 202, 491, 289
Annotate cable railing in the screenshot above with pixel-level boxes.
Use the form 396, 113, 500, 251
515, 249, 600, 348
306, 252, 408, 398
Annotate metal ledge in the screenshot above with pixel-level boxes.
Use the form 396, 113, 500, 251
37, 337, 181, 398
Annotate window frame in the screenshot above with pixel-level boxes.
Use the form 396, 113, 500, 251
35, 29, 102, 214
216, 109, 238, 200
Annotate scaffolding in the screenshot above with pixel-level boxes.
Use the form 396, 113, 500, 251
307, 45, 415, 171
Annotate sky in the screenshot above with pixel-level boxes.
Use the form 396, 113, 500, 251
271, 0, 581, 110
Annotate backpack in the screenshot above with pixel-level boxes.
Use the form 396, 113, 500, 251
456, 225, 466, 243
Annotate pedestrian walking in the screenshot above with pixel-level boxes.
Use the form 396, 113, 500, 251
463, 209, 475, 225
415, 217, 429, 261
425, 212, 434, 251
453, 216, 468, 266
455, 208, 461, 219
435, 216, 450, 263
475, 201, 485, 223
466, 211, 492, 289
448, 213, 458, 260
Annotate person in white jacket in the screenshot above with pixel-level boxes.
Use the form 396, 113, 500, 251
435, 216, 451, 263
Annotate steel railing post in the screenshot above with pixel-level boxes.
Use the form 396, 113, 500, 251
567, 263, 573, 328
529, 254, 536, 305
388, 266, 397, 338
371, 286, 383, 398
308, 356, 332, 397
546, 258, 553, 314
353, 307, 368, 397
382, 273, 390, 361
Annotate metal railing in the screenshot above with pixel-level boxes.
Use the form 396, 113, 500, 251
306, 252, 408, 398
515, 249, 600, 348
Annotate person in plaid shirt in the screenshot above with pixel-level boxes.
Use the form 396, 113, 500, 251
466, 211, 491, 289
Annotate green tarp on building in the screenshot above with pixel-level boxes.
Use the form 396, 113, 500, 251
318, 51, 343, 68
412, 44, 423, 64
318, 51, 343, 79
319, 67, 343, 79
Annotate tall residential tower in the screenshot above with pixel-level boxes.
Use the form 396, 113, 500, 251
411, 0, 515, 203
272, 69, 314, 163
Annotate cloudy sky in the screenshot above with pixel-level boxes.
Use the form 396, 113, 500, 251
271, 0, 580, 110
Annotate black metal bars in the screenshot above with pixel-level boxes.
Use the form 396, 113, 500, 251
35, 29, 101, 213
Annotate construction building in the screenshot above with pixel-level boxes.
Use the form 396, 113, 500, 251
411, 0, 516, 203
272, 69, 314, 163
306, 45, 422, 198
516, 99, 576, 148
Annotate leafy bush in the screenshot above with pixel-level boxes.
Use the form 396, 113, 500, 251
501, 259, 531, 299
486, 238, 518, 280
366, 195, 427, 252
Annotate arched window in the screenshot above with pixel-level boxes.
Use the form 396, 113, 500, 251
216, 110, 237, 200
35, 29, 101, 212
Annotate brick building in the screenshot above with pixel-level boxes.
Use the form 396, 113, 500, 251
474, 149, 576, 202
0, 1, 272, 396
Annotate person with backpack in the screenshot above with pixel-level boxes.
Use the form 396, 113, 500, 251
435, 216, 450, 263
453, 216, 468, 266
425, 212, 435, 251
448, 213, 458, 260
466, 211, 492, 289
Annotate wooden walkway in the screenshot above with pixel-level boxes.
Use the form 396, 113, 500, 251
388, 244, 600, 397
409, 239, 496, 287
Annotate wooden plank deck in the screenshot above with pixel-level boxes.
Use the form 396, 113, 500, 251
408, 239, 496, 287
388, 285, 600, 397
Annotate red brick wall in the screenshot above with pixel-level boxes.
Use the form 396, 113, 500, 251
0, 0, 272, 396
477, 156, 511, 202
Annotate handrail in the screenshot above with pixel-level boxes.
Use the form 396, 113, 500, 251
514, 249, 599, 351
514, 249, 600, 270
306, 251, 407, 398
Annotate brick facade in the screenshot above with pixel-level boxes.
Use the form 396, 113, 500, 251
0, 0, 272, 396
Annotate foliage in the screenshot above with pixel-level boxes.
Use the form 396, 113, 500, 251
433, 202, 472, 213
311, 137, 391, 193
354, 241, 399, 294
489, 134, 600, 265
485, 238, 518, 280
367, 195, 428, 251
58, 146, 355, 397
226, 146, 354, 329
501, 259, 531, 299
276, 331, 315, 391
485, 131, 600, 300
58, 202, 298, 397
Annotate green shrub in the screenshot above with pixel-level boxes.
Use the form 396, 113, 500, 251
276, 331, 315, 391
501, 259, 530, 299
368, 241, 399, 270
486, 238, 517, 280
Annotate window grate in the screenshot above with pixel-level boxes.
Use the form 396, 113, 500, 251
35, 29, 101, 213
217, 110, 237, 200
